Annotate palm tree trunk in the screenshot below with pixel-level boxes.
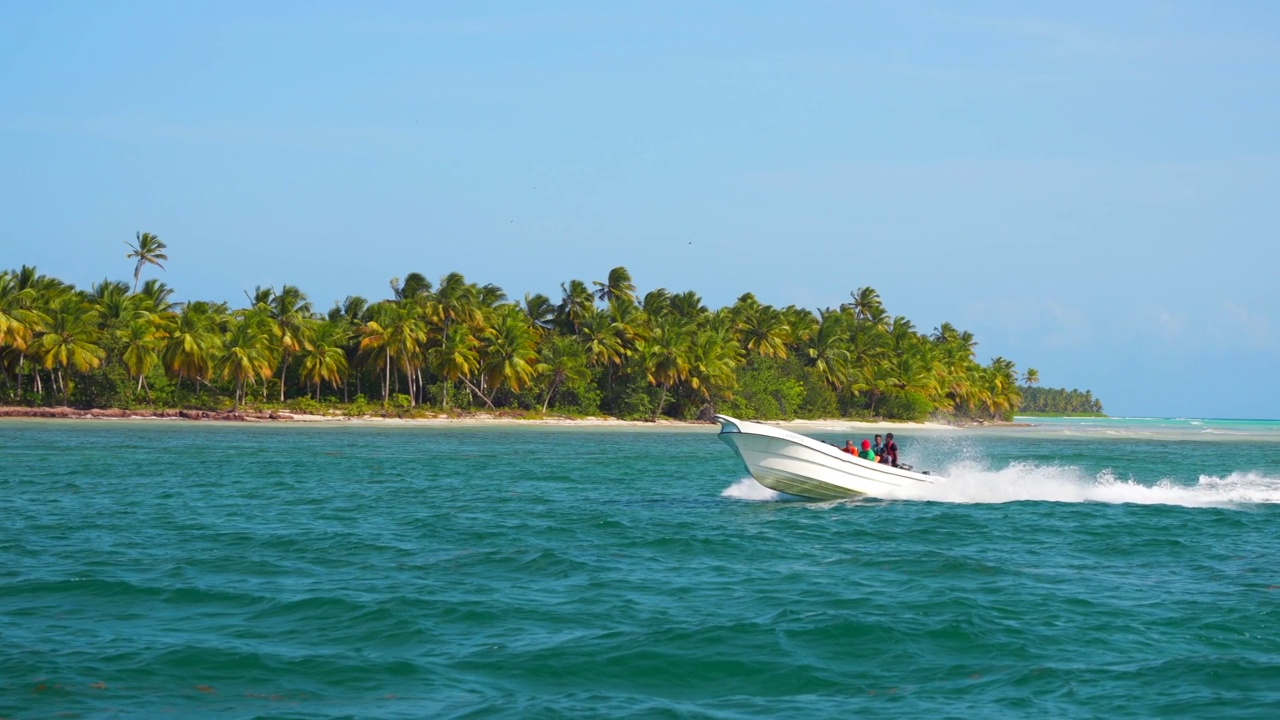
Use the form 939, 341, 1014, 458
463, 378, 495, 409
383, 347, 391, 407
654, 383, 668, 421
542, 377, 561, 413
407, 362, 416, 407
279, 351, 290, 402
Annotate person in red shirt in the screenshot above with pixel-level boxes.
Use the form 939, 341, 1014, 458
842, 439, 858, 455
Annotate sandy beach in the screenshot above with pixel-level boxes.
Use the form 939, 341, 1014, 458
0, 406, 962, 431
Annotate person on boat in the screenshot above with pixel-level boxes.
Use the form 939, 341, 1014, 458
842, 439, 858, 455
883, 433, 899, 467
858, 439, 877, 461
873, 434, 884, 456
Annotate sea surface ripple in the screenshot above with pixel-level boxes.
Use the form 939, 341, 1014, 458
3, 419, 1280, 718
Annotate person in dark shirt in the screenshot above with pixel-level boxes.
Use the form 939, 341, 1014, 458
873, 434, 884, 456
883, 433, 899, 467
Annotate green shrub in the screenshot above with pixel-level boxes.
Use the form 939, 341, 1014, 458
799, 367, 838, 419
289, 396, 325, 416
724, 356, 805, 420
879, 390, 933, 422
345, 394, 371, 417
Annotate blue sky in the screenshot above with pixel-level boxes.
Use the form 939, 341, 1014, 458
1, 1, 1277, 418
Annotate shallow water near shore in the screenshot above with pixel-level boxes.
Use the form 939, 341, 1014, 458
3, 418, 1280, 717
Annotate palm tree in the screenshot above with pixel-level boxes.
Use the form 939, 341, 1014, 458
0, 268, 54, 397
860, 363, 896, 414
522, 293, 556, 334
89, 279, 132, 331
668, 290, 706, 323
592, 266, 636, 305
536, 334, 589, 412
357, 304, 395, 407
136, 279, 176, 314
980, 357, 1022, 419
328, 295, 368, 401
125, 232, 168, 293
0, 270, 41, 354
781, 305, 818, 347
1022, 367, 1040, 387
846, 286, 883, 323
394, 272, 433, 301
640, 318, 692, 420
557, 279, 596, 334
163, 301, 224, 392
119, 312, 166, 397
805, 310, 851, 390
266, 285, 315, 401
359, 300, 427, 407
34, 294, 106, 403
298, 320, 350, 401
579, 310, 625, 369
736, 304, 790, 358
430, 272, 482, 333
686, 323, 741, 416
428, 323, 481, 408
477, 304, 539, 406
641, 288, 671, 316
214, 312, 277, 409
476, 283, 508, 308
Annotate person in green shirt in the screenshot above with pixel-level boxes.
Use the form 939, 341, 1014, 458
858, 439, 878, 461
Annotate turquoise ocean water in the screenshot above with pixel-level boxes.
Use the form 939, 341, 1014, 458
3, 416, 1280, 718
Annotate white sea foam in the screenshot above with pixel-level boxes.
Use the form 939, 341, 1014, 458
720, 477, 785, 501
723, 465, 1280, 508
884, 462, 1280, 507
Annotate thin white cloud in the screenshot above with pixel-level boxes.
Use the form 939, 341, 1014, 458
1218, 301, 1277, 350
963, 299, 1092, 350
1042, 300, 1090, 349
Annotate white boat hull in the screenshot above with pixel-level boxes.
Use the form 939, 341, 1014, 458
714, 414, 938, 500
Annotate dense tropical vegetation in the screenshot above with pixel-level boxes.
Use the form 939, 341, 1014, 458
1, 237, 1095, 422
1017, 386, 1105, 416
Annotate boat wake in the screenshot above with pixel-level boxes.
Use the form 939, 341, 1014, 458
723, 463, 1280, 508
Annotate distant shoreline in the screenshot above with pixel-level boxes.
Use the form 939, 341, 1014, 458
0, 406, 975, 431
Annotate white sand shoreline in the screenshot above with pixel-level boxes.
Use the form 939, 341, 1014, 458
0, 406, 965, 431
259, 413, 962, 431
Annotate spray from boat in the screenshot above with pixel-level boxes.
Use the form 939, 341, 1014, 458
722, 464, 1280, 508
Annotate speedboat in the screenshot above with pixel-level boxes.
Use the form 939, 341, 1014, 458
714, 414, 939, 500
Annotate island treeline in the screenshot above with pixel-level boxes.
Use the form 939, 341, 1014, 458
2, 249, 1090, 421
1017, 386, 1105, 416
